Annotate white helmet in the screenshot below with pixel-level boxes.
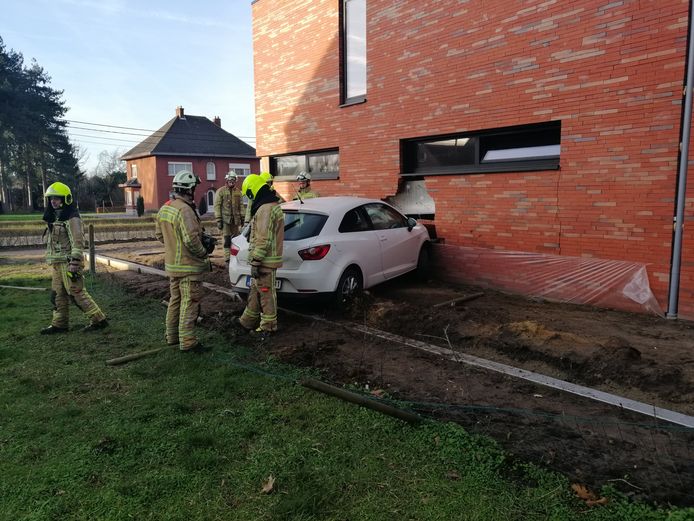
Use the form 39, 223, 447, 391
296, 172, 311, 182
225, 171, 237, 181
172, 171, 200, 190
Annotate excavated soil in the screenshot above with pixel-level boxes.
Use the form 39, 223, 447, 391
35, 242, 694, 506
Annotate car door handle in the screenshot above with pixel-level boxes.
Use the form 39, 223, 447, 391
378, 235, 387, 241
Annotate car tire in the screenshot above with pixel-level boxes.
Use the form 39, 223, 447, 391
334, 266, 362, 309
415, 243, 431, 281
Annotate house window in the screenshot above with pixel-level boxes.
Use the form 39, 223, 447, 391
402, 121, 561, 176
272, 150, 339, 181
340, 0, 366, 104
168, 162, 193, 176
228, 163, 251, 176
206, 190, 214, 210
206, 161, 216, 180
131, 164, 138, 179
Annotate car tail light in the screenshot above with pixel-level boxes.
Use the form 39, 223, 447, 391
298, 244, 331, 260
230, 244, 240, 257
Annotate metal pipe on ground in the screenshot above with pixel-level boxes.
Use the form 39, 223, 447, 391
300, 378, 422, 424
0, 285, 49, 291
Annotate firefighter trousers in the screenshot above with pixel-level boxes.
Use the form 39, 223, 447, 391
166, 275, 202, 350
50, 263, 106, 328
239, 267, 278, 332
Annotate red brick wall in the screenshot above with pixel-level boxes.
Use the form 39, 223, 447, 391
253, 0, 693, 318
126, 157, 157, 211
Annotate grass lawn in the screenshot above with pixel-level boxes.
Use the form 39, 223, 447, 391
0, 264, 690, 521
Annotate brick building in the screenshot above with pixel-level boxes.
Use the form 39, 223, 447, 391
121, 107, 259, 213
251, 0, 694, 319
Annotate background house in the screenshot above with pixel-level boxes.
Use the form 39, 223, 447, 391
121, 106, 259, 213
251, 0, 694, 319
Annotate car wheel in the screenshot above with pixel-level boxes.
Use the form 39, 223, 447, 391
415, 244, 431, 281
334, 267, 363, 309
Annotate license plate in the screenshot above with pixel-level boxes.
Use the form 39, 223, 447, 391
245, 275, 282, 290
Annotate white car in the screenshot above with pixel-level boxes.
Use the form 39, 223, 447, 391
228, 196, 431, 305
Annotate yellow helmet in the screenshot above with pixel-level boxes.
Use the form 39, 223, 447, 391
241, 174, 265, 199
45, 182, 73, 205
260, 172, 273, 184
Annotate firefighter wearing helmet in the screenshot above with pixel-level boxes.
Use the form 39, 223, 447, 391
155, 171, 213, 352
214, 171, 243, 263
294, 171, 320, 200
40, 182, 108, 334
244, 172, 285, 225
233, 174, 284, 337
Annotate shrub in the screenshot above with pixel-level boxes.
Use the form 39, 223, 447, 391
136, 196, 145, 217
198, 196, 207, 215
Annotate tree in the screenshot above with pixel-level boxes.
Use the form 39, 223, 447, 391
0, 36, 81, 212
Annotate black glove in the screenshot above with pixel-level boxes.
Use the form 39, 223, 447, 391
68, 257, 82, 273
216, 220, 223, 230
200, 232, 217, 254
250, 264, 261, 279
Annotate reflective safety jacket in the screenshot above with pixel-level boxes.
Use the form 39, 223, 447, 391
249, 202, 284, 269
46, 216, 83, 264
293, 188, 320, 200
213, 185, 242, 225
155, 197, 210, 277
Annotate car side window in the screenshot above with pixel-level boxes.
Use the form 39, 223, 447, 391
364, 203, 408, 230
338, 208, 370, 233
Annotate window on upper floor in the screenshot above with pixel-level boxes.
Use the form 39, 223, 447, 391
401, 121, 561, 177
206, 161, 216, 180
228, 163, 251, 176
340, 0, 366, 105
271, 149, 339, 181
167, 162, 193, 176
131, 164, 138, 179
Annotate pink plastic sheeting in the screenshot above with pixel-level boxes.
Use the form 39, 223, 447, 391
432, 244, 663, 316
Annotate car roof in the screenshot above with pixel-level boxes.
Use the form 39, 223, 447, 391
281, 196, 385, 214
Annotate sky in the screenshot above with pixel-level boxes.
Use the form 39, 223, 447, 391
0, 0, 257, 172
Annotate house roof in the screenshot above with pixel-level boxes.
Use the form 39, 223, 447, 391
121, 114, 256, 161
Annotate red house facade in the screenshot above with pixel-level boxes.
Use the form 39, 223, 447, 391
121, 107, 259, 213
252, 0, 694, 319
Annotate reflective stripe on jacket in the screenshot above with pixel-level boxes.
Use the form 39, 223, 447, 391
155, 197, 210, 276
249, 202, 284, 269
46, 216, 83, 264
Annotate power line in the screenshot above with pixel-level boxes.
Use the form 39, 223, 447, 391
69, 132, 141, 144
63, 119, 255, 139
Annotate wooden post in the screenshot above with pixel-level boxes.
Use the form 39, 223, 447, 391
89, 224, 96, 275
300, 378, 422, 424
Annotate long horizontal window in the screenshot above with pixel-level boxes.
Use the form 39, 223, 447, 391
402, 121, 560, 176
272, 150, 339, 181
167, 162, 193, 177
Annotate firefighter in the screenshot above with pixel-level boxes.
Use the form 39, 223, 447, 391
234, 174, 284, 336
294, 171, 320, 200
244, 172, 284, 225
40, 182, 108, 334
214, 171, 243, 263
155, 171, 213, 352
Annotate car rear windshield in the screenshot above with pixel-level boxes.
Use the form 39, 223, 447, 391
283, 211, 328, 241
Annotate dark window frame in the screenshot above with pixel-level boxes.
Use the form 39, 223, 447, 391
339, 0, 367, 106
401, 121, 561, 177
271, 149, 340, 181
